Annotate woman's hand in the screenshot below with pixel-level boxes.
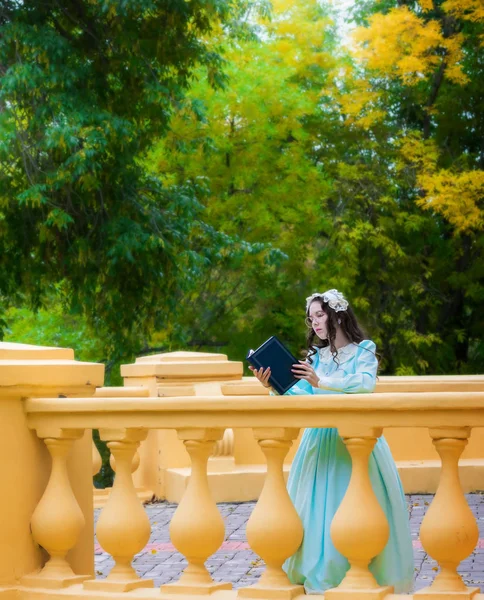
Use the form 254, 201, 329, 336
249, 365, 272, 388
292, 361, 319, 387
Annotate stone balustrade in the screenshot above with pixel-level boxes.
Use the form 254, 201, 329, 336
92, 386, 154, 507
116, 352, 484, 503
2, 342, 484, 600
376, 375, 484, 393
12, 391, 484, 600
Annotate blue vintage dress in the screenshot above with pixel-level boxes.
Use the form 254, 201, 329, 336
281, 340, 414, 594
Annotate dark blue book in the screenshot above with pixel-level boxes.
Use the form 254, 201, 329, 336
246, 336, 299, 395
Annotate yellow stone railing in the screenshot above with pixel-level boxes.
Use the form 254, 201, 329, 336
14, 391, 484, 600
376, 375, 484, 393
92, 386, 154, 507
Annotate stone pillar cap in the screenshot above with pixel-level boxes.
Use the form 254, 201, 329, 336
121, 351, 243, 382
0, 341, 74, 360
0, 341, 104, 395
135, 351, 228, 364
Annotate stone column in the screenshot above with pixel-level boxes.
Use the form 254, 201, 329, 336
326, 427, 392, 600
162, 428, 231, 594
238, 427, 303, 600
417, 427, 479, 600
0, 342, 103, 585
23, 430, 89, 588
84, 428, 153, 592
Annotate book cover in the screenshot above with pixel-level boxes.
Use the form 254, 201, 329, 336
246, 335, 299, 395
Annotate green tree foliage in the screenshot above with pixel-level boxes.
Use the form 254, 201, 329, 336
0, 0, 257, 361
3, 0, 483, 378
325, 0, 484, 373
147, 0, 339, 359
147, 0, 484, 374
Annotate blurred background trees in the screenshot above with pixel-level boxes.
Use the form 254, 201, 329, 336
1, 0, 483, 378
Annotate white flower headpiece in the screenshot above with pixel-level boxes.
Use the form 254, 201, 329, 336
306, 289, 349, 313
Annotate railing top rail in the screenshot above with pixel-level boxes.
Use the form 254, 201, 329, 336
378, 375, 484, 381
24, 392, 484, 434
375, 381, 484, 392
24, 392, 484, 412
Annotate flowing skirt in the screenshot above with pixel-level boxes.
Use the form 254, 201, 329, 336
283, 428, 414, 594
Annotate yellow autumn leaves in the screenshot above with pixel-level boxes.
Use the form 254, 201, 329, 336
418, 170, 484, 231
399, 135, 484, 231
353, 8, 467, 86
338, 1, 484, 234
443, 0, 484, 26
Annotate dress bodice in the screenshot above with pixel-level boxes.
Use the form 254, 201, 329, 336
284, 339, 378, 395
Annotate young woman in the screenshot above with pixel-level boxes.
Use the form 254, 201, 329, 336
250, 289, 414, 594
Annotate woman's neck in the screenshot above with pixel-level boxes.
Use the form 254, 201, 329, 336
334, 330, 351, 350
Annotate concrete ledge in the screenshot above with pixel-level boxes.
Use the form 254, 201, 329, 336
163, 460, 484, 503
397, 458, 484, 494
164, 465, 291, 504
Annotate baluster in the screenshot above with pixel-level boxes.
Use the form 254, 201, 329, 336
92, 439, 102, 477
23, 429, 89, 588
84, 428, 153, 592
213, 427, 234, 457
162, 428, 231, 594
417, 428, 479, 600
326, 428, 392, 600
109, 446, 141, 474
238, 428, 303, 600
210, 427, 236, 472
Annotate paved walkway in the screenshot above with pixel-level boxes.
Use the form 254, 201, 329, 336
94, 494, 484, 591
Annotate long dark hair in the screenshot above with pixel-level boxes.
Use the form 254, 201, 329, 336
305, 297, 365, 364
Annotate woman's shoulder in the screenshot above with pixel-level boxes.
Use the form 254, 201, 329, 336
357, 339, 376, 353
355, 340, 377, 363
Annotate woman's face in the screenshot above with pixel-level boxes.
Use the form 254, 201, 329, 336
308, 301, 328, 340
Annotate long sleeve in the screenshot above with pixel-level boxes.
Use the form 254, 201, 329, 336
317, 340, 377, 394
270, 378, 314, 396
283, 378, 314, 395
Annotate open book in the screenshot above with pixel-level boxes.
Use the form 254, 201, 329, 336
246, 336, 299, 395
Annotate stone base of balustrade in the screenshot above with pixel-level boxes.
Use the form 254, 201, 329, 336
237, 583, 303, 600
83, 577, 154, 592
415, 587, 480, 600
93, 487, 154, 509
325, 586, 393, 600
21, 574, 90, 590
7, 585, 484, 600
161, 581, 232, 595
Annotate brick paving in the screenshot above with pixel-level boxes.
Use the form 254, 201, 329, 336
94, 494, 484, 591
